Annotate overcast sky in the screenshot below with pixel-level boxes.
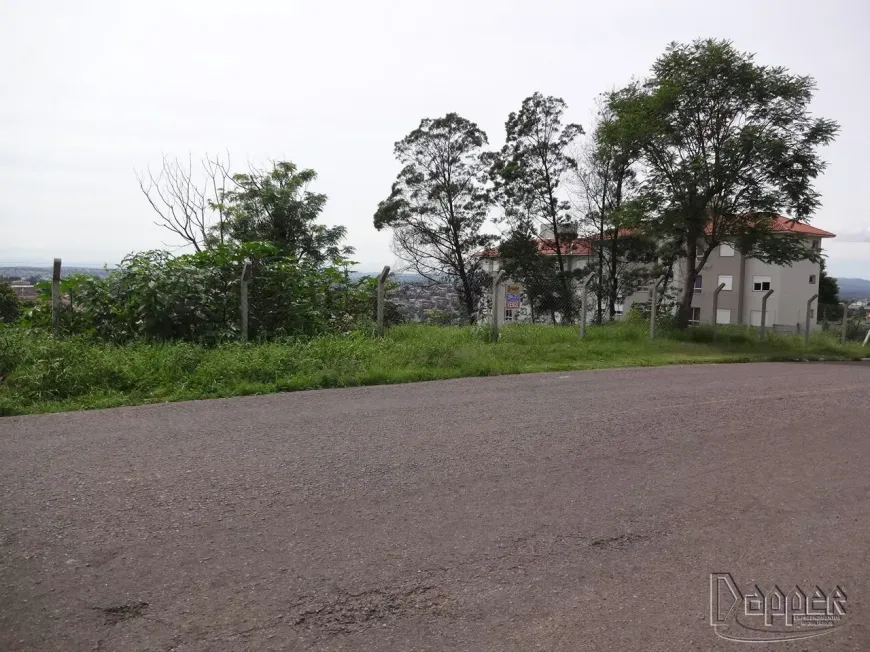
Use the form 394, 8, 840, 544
2, 0, 869, 277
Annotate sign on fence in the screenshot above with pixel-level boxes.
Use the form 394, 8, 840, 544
505, 285, 521, 309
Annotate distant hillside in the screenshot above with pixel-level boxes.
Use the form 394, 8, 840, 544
837, 278, 870, 299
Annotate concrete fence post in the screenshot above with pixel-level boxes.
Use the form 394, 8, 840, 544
841, 301, 850, 345
376, 265, 391, 337
490, 272, 502, 342
712, 282, 726, 337
51, 258, 61, 336
579, 274, 593, 338
240, 259, 252, 342
759, 289, 774, 340
805, 293, 818, 346
649, 281, 658, 340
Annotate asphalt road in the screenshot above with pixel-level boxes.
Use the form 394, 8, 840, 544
2, 362, 869, 651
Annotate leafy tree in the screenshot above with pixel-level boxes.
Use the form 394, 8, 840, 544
489, 93, 584, 319
603, 39, 839, 327
223, 161, 352, 265
818, 258, 842, 321
374, 113, 493, 323
0, 283, 21, 324
573, 104, 660, 321
819, 258, 839, 305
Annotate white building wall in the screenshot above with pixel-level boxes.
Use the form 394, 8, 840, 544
743, 258, 781, 326
776, 257, 822, 331
486, 235, 827, 328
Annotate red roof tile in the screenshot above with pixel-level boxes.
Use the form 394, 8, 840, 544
705, 214, 835, 238
768, 215, 836, 238
481, 238, 593, 258
481, 215, 834, 258
535, 238, 593, 256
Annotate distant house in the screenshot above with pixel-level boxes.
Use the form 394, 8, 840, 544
10, 283, 38, 301
483, 215, 834, 332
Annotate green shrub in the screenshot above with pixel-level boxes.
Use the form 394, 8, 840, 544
0, 283, 21, 324
17, 245, 384, 345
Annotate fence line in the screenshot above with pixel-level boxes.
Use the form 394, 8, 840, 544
17, 256, 870, 346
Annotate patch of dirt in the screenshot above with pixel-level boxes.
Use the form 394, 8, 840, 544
291, 583, 445, 635
589, 533, 650, 551
94, 601, 149, 626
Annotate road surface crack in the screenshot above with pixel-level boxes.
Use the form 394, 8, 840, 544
291, 582, 445, 635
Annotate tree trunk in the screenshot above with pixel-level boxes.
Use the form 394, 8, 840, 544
675, 280, 695, 328
548, 217, 575, 323
456, 268, 476, 325
675, 231, 700, 329
597, 222, 604, 323
607, 234, 619, 320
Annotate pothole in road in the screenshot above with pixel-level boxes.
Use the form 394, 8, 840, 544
94, 601, 150, 626
589, 533, 650, 550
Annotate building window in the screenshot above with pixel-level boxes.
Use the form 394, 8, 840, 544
719, 243, 735, 257
504, 308, 516, 322
689, 307, 701, 326
717, 275, 733, 291
716, 309, 731, 324
809, 274, 817, 284
753, 276, 771, 292
811, 239, 821, 250
614, 297, 625, 316
694, 275, 703, 294
809, 308, 815, 319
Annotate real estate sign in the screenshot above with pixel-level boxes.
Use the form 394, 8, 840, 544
506, 285, 521, 309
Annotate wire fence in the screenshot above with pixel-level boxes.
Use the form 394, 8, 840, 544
818, 302, 870, 343
385, 274, 870, 344
12, 258, 870, 346
385, 274, 599, 327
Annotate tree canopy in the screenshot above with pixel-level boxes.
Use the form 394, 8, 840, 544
602, 38, 839, 325
489, 93, 585, 320
223, 161, 351, 265
374, 113, 493, 321
489, 94, 583, 269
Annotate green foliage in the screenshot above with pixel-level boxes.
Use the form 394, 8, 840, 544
489, 94, 583, 255
1, 323, 862, 416
489, 93, 584, 321
574, 105, 649, 322
603, 39, 839, 326
497, 229, 579, 323
222, 161, 351, 264
0, 283, 21, 324
374, 113, 493, 322
819, 258, 840, 307
18, 245, 379, 344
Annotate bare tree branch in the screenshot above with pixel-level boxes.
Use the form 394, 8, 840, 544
136, 153, 231, 252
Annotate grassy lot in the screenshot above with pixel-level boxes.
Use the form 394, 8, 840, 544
0, 322, 865, 416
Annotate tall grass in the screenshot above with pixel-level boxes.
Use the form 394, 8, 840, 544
0, 322, 863, 416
